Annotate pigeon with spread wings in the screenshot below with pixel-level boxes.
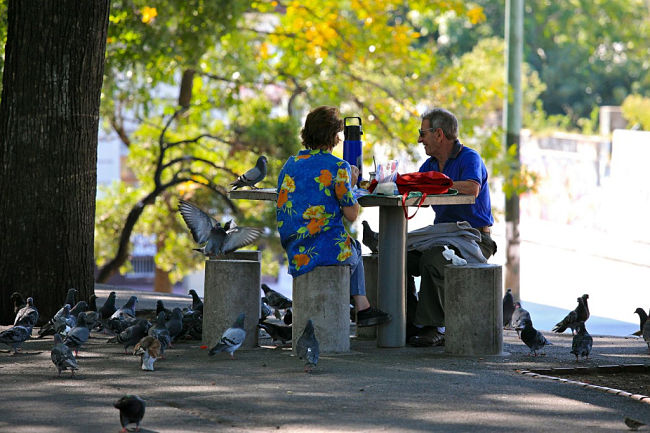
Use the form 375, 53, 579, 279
178, 199, 262, 257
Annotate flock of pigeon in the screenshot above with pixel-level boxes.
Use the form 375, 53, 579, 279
503, 290, 650, 359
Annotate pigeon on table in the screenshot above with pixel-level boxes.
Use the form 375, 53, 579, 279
0, 325, 32, 354
148, 311, 171, 355
296, 319, 319, 372
114, 395, 146, 433
261, 284, 292, 310
37, 304, 71, 338
258, 320, 292, 345
570, 321, 593, 361
361, 220, 379, 254
502, 288, 515, 328
633, 307, 649, 337
14, 297, 39, 328
112, 320, 151, 354
51, 333, 78, 376
64, 312, 90, 356
511, 302, 531, 337
229, 155, 268, 190
209, 312, 246, 359
10, 292, 26, 314
178, 199, 263, 257
188, 289, 203, 313
165, 308, 184, 343
552, 296, 585, 334
520, 318, 552, 356
134, 336, 161, 371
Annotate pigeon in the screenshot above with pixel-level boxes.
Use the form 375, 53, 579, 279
570, 321, 593, 361
361, 220, 379, 254
165, 308, 184, 342
148, 311, 171, 355
51, 333, 78, 376
258, 320, 292, 345
111, 296, 138, 320
260, 302, 273, 321
296, 319, 319, 372
114, 395, 146, 433
520, 318, 552, 356
63, 288, 78, 308
88, 294, 98, 312
261, 284, 292, 310
643, 316, 650, 353
155, 300, 172, 321
625, 417, 647, 431
209, 312, 246, 359
181, 309, 203, 340
37, 304, 71, 338
283, 308, 293, 325
14, 297, 39, 328
189, 289, 203, 313
134, 336, 161, 371
112, 320, 151, 354
0, 325, 32, 354
511, 302, 531, 337
64, 312, 90, 356
633, 307, 648, 337
578, 293, 590, 322
229, 155, 268, 190
502, 288, 515, 328
178, 199, 263, 257
552, 296, 585, 334
68, 300, 89, 325
10, 291, 26, 314
98, 291, 117, 321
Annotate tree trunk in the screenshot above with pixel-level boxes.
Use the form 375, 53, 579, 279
0, 1, 110, 324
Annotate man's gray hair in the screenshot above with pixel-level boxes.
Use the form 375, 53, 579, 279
421, 108, 458, 140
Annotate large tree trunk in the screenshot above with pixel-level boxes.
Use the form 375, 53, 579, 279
0, 1, 110, 324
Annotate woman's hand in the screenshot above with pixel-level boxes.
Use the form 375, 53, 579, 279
350, 165, 359, 186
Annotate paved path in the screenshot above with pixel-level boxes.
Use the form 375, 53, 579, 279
1, 289, 649, 432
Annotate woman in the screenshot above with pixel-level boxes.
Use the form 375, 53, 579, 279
276, 106, 390, 327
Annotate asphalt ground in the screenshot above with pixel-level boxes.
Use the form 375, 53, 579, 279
1, 288, 649, 433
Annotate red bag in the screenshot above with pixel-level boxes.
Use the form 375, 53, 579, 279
395, 171, 453, 220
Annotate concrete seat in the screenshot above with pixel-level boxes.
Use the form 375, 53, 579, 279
444, 263, 503, 356
202, 251, 261, 349
292, 265, 350, 354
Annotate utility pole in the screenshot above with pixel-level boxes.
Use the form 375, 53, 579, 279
504, 0, 523, 300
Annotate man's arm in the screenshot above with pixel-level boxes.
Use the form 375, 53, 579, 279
452, 179, 480, 197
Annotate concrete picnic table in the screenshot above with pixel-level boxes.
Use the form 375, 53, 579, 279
228, 188, 475, 348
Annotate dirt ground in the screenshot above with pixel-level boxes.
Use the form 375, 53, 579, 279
556, 372, 650, 396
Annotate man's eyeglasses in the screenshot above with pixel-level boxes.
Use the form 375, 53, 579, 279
418, 127, 435, 137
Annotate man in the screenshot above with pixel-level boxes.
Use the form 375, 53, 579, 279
406, 108, 497, 347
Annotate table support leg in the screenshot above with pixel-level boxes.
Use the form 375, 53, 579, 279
376, 206, 406, 347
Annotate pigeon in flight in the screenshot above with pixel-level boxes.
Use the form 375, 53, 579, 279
552, 296, 586, 334
511, 302, 531, 337
114, 395, 146, 433
633, 307, 648, 337
261, 284, 292, 310
296, 319, 319, 372
502, 288, 515, 328
134, 336, 161, 371
178, 199, 262, 257
230, 155, 267, 190
51, 333, 78, 376
258, 320, 292, 345
520, 318, 552, 356
361, 220, 379, 254
570, 321, 593, 361
209, 312, 246, 359
0, 325, 32, 354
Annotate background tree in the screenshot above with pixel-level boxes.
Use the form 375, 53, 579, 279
0, 0, 110, 324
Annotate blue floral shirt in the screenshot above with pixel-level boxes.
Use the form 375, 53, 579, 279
276, 149, 357, 277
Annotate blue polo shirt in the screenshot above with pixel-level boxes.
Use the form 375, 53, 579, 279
419, 140, 493, 228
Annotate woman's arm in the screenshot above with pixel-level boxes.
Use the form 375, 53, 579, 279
342, 202, 360, 222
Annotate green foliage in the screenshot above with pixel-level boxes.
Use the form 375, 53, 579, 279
621, 94, 650, 131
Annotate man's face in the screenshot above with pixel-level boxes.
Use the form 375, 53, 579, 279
418, 119, 441, 158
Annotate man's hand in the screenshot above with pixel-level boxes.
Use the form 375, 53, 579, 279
350, 165, 359, 186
